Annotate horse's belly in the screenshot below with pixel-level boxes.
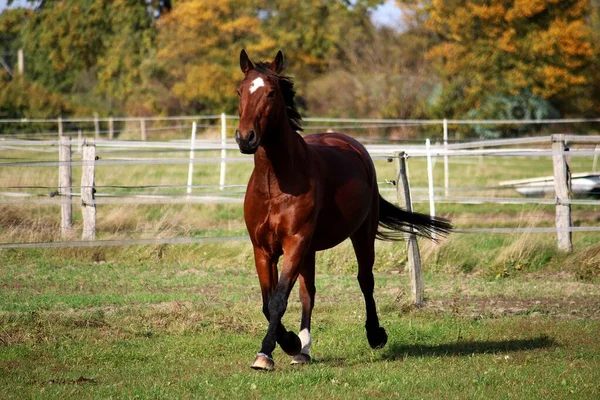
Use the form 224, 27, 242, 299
311, 180, 373, 251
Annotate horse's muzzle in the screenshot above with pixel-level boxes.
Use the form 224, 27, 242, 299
235, 129, 259, 154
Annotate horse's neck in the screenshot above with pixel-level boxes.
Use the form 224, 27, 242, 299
253, 124, 309, 195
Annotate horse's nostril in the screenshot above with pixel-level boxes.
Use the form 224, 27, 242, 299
248, 130, 256, 143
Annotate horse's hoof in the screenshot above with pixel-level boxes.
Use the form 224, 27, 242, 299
367, 326, 388, 349
279, 331, 302, 356
290, 353, 311, 365
251, 353, 274, 371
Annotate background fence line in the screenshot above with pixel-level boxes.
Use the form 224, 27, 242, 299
1, 116, 600, 250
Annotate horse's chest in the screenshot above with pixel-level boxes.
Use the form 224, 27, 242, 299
249, 194, 314, 246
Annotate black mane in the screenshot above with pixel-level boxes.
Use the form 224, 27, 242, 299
254, 62, 303, 133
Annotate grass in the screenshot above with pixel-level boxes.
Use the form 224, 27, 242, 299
1, 136, 600, 398
1, 245, 599, 399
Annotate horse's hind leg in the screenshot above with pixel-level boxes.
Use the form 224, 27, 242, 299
350, 217, 388, 349
291, 251, 316, 364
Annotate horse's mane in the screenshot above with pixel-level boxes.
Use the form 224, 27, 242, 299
255, 62, 303, 133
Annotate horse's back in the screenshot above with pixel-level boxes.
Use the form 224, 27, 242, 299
305, 132, 376, 185
304, 132, 378, 250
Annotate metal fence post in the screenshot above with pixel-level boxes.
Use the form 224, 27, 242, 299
219, 113, 227, 190
443, 118, 449, 197
425, 138, 436, 220
187, 122, 197, 195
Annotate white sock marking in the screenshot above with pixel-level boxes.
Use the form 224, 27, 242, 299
298, 328, 311, 355
249, 77, 265, 94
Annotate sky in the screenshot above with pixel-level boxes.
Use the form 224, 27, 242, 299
0, 0, 403, 29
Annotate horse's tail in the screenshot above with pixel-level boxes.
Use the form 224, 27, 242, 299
376, 196, 452, 242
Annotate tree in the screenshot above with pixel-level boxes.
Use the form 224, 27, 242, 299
153, 0, 385, 114
155, 0, 278, 114
398, 0, 595, 119
0, 8, 30, 76
17, 0, 156, 115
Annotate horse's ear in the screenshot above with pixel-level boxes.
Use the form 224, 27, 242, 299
269, 50, 284, 74
240, 49, 254, 74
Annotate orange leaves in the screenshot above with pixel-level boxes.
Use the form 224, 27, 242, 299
469, 3, 505, 24
506, 0, 561, 21
420, 0, 594, 116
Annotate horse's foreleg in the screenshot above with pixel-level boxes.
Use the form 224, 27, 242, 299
291, 251, 315, 365
252, 247, 299, 370
252, 235, 308, 370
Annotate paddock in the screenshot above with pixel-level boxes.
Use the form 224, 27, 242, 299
0, 116, 599, 397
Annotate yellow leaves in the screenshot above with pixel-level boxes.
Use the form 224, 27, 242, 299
155, 0, 279, 112
421, 0, 594, 115
469, 3, 505, 23
538, 65, 588, 98
499, 29, 517, 53
506, 0, 561, 22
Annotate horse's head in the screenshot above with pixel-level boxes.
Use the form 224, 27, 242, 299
235, 49, 285, 154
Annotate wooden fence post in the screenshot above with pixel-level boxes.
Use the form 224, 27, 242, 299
552, 134, 572, 252
58, 136, 72, 238
108, 117, 114, 140
77, 130, 83, 153
81, 143, 96, 241
140, 118, 147, 141
93, 113, 100, 140
58, 116, 63, 138
395, 152, 424, 306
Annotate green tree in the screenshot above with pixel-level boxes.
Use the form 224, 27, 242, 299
154, 0, 384, 114
154, 0, 277, 114
0, 8, 29, 76
18, 0, 156, 115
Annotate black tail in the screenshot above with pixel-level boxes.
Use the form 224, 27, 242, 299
376, 196, 452, 242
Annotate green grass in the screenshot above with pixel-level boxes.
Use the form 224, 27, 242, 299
1, 244, 599, 399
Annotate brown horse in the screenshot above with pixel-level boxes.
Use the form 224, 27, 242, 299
235, 50, 451, 371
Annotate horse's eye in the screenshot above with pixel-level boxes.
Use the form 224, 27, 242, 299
267, 90, 275, 99
237, 89, 241, 97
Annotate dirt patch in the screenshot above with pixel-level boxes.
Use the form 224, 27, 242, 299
424, 296, 600, 320
42, 376, 97, 386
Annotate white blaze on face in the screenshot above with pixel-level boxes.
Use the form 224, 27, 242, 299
249, 77, 265, 94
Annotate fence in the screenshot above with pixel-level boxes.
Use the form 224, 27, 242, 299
2, 117, 600, 241
2, 117, 600, 304
2, 134, 599, 242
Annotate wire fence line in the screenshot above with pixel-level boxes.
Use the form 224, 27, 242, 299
3, 115, 600, 143
1, 226, 599, 250
1, 135, 599, 204
1, 121, 600, 249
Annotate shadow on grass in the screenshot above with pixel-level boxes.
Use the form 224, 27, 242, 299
382, 335, 556, 360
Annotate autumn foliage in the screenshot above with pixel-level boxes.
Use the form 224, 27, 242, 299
0, 0, 598, 129
402, 0, 595, 118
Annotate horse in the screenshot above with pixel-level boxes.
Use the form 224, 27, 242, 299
235, 50, 451, 371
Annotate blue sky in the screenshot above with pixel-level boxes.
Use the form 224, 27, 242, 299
0, 0, 403, 28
